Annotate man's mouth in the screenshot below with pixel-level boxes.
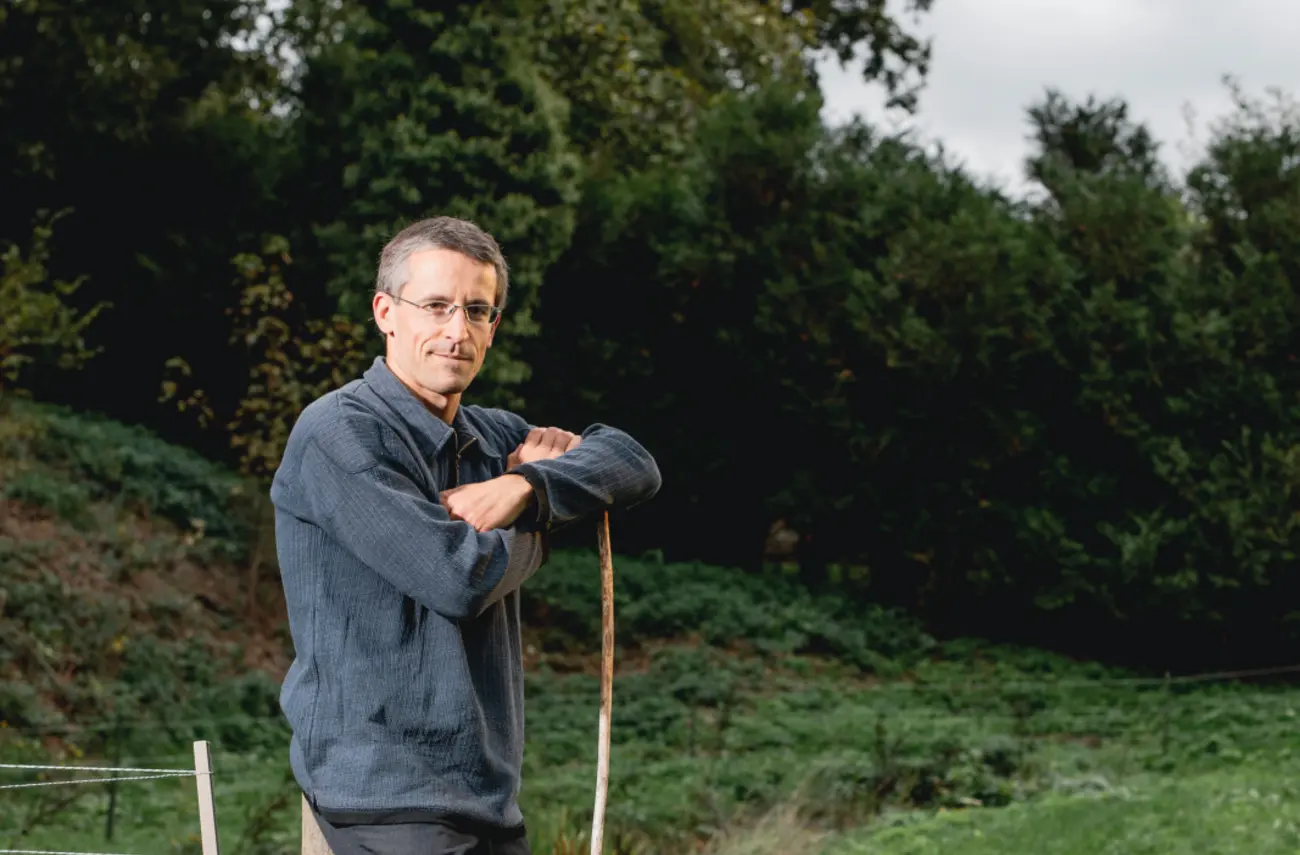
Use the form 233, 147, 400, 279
431, 352, 472, 363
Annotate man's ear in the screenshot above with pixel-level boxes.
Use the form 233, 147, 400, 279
485, 313, 502, 348
373, 291, 394, 337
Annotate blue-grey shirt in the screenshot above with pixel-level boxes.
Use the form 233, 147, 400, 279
270, 357, 661, 833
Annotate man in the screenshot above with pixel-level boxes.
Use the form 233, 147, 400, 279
270, 216, 662, 855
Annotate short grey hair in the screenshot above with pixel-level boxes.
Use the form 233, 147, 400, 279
375, 217, 510, 309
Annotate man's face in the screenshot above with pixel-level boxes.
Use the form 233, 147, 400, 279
372, 247, 500, 412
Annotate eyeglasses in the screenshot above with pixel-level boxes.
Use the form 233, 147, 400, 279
393, 295, 502, 325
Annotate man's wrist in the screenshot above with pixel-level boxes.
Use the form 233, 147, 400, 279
501, 473, 534, 511
506, 467, 550, 530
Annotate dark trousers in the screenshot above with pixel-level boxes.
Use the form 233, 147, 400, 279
312, 807, 532, 855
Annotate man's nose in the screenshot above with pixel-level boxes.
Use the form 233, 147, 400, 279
441, 307, 471, 341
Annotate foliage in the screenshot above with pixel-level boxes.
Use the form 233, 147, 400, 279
5, 400, 1300, 852
512, 0, 811, 168
531, 77, 1300, 668
278, 0, 582, 409
0, 0, 950, 633
800, 0, 934, 110
0, 212, 104, 394
225, 237, 371, 480
22, 4, 1300, 851
835, 761, 1300, 854
523, 550, 934, 671
0, 397, 251, 557
8, 618, 1300, 853
511, 0, 933, 169
0, 0, 278, 164
529, 80, 833, 571
0, 0, 936, 446
0, 0, 287, 451
0, 530, 284, 749
7, 0, 1300, 679
161, 235, 371, 482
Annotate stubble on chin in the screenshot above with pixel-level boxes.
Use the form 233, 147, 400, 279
422, 357, 475, 395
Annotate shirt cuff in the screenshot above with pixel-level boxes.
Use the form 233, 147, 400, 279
512, 465, 551, 532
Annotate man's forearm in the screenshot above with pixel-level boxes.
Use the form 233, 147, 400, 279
298, 440, 514, 620
512, 424, 661, 527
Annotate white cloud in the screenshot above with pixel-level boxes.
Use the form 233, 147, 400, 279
818, 0, 1300, 196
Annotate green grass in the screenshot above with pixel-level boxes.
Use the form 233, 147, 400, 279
835, 761, 1300, 855
6, 652, 1300, 854
5, 396, 1300, 854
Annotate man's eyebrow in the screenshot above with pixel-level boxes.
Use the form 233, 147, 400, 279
404, 292, 452, 304
401, 290, 496, 306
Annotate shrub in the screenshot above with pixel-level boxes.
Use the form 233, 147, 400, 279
523, 550, 936, 671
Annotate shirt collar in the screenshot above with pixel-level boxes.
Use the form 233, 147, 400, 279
362, 356, 496, 459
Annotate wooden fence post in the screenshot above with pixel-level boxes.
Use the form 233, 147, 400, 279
193, 741, 221, 855
302, 794, 335, 855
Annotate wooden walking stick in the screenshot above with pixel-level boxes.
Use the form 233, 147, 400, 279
590, 510, 615, 855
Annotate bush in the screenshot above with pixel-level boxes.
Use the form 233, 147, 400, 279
523, 550, 935, 671
529, 81, 1300, 670
1, 397, 252, 557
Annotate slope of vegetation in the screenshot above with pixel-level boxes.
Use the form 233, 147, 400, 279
3, 398, 1300, 855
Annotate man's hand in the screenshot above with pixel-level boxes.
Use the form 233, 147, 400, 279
440, 474, 535, 532
507, 426, 582, 470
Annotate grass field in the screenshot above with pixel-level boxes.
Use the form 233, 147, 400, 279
4, 649, 1300, 854
4, 396, 1300, 854
833, 761, 1300, 855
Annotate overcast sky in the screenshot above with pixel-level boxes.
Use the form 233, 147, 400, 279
816, 0, 1300, 197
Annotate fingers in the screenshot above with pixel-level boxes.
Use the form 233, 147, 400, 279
438, 477, 529, 532
540, 426, 568, 454
439, 488, 464, 522
516, 427, 579, 464
441, 492, 482, 529
524, 427, 575, 447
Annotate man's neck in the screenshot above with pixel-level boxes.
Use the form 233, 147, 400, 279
385, 358, 460, 424
430, 397, 459, 425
